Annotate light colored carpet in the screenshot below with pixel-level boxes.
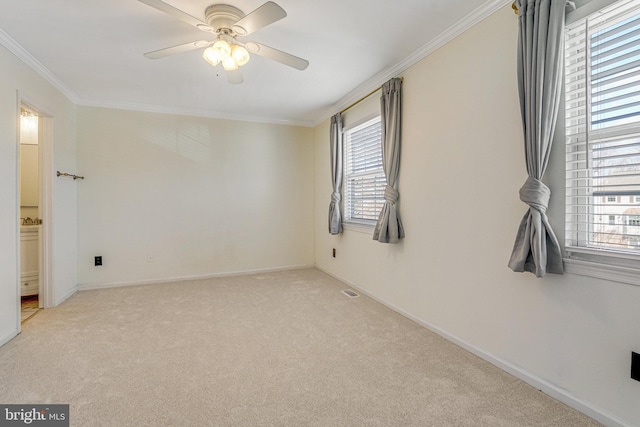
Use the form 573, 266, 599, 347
0, 268, 600, 426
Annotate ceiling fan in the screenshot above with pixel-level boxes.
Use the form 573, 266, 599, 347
138, 0, 309, 84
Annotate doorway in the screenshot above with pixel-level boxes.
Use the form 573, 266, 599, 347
17, 101, 52, 326
19, 106, 41, 322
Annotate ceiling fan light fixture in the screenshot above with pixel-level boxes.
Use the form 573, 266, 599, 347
222, 56, 239, 71
212, 39, 231, 60
231, 45, 250, 66
202, 46, 220, 67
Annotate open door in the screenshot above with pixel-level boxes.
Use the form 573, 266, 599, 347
17, 101, 53, 328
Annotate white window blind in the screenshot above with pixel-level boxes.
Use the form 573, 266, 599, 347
343, 116, 385, 223
565, 0, 640, 256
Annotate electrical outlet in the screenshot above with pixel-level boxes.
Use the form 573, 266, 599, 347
332, 248, 336, 258
94, 256, 102, 266
632, 352, 640, 382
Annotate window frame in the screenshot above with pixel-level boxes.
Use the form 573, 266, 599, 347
342, 114, 385, 231
563, 0, 640, 286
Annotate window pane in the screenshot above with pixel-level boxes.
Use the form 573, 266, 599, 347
566, 0, 640, 255
343, 117, 385, 224
347, 174, 386, 221
591, 3, 640, 129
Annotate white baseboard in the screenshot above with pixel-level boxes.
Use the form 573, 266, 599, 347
0, 328, 19, 348
316, 266, 634, 427
54, 285, 78, 307
77, 264, 316, 291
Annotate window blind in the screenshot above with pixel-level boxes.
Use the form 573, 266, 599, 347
565, 0, 640, 254
344, 117, 385, 222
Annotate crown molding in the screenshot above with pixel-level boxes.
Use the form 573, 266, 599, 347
77, 99, 316, 127
0, 28, 80, 104
312, 0, 512, 127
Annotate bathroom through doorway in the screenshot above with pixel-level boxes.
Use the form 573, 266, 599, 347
18, 105, 41, 322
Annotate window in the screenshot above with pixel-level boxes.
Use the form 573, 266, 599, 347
565, 0, 640, 259
343, 116, 385, 225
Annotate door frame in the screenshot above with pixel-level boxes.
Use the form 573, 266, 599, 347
16, 94, 54, 331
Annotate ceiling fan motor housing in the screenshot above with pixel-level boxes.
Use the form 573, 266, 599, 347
204, 4, 244, 33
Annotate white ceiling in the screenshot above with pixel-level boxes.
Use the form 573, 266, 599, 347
0, 0, 508, 126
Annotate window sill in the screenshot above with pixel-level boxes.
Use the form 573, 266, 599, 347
563, 258, 640, 287
343, 221, 375, 234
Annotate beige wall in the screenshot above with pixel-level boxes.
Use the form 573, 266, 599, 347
77, 107, 315, 287
315, 6, 640, 426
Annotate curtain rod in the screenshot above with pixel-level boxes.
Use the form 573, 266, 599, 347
340, 77, 404, 115
511, 1, 577, 16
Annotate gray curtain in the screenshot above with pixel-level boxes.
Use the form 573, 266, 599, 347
508, 0, 573, 277
373, 78, 404, 243
329, 113, 343, 235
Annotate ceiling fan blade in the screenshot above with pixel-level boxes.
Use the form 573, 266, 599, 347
232, 2, 286, 36
144, 40, 210, 59
227, 70, 244, 84
138, 0, 213, 32
244, 42, 309, 71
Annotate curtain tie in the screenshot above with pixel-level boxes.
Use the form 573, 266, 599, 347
519, 176, 550, 213
384, 185, 399, 204
331, 191, 341, 203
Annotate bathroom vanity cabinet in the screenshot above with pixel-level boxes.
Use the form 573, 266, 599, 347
20, 225, 39, 296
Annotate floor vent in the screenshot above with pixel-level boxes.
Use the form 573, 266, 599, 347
341, 289, 360, 298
